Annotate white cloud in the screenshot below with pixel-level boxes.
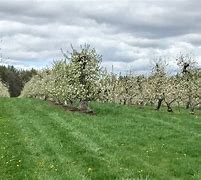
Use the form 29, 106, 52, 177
0, 0, 201, 73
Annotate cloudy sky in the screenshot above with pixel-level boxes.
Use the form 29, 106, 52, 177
0, 0, 201, 74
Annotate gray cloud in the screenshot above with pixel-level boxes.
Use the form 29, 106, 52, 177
0, 0, 201, 73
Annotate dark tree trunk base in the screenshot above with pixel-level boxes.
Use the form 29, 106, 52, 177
48, 100, 96, 115
80, 100, 89, 111
167, 107, 173, 112
156, 98, 163, 110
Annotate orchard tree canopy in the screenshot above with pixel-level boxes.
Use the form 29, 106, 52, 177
21, 44, 102, 112
0, 80, 9, 97
20, 46, 201, 113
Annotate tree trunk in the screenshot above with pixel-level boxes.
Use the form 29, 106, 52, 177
186, 101, 190, 109
190, 102, 201, 114
44, 95, 48, 101
156, 98, 163, 110
166, 103, 173, 112
156, 93, 165, 110
190, 107, 195, 114
80, 100, 88, 111
186, 95, 191, 109
177, 101, 181, 112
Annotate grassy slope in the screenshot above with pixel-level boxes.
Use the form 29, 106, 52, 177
0, 98, 201, 180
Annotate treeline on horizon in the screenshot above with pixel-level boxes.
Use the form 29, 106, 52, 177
0, 65, 37, 97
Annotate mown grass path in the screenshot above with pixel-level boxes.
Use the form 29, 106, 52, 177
0, 98, 201, 179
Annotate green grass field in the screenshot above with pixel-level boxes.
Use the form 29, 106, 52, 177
0, 98, 201, 180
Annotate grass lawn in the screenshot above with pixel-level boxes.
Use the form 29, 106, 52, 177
0, 97, 201, 180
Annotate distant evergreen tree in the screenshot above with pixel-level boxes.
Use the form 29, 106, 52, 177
0, 65, 37, 97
